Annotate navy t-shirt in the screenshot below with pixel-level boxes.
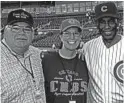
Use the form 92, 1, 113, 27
41, 51, 89, 103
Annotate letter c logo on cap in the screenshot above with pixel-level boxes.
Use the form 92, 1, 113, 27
101, 6, 108, 12
68, 19, 76, 24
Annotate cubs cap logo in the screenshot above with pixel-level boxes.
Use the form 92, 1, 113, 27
60, 19, 82, 33
101, 5, 108, 12
95, 2, 119, 20
68, 19, 76, 24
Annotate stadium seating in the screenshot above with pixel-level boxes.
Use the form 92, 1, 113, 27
32, 30, 61, 48
1, 8, 123, 48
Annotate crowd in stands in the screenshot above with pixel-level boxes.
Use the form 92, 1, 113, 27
1, 11, 123, 48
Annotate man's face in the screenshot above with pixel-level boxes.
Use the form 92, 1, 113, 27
98, 17, 117, 42
4, 22, 34, 49
60, 27, 82, 51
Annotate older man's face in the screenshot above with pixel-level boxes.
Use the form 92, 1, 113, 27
98, 17, 117, 42
4, 22, 34, 49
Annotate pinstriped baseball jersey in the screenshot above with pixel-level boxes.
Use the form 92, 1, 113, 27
83, 36, 124, 103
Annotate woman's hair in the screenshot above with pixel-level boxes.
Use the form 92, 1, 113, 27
59, 41, 63, 49
1, 28, 4, 40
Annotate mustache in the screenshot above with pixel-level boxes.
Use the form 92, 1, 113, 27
98, 26, 117, 34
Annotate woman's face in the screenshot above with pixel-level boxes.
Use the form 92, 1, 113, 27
60, 27, 82, 51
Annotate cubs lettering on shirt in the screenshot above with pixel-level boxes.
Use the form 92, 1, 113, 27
42, 52, 89, 103
50, 69, 87, 96
83, 36, 124, 103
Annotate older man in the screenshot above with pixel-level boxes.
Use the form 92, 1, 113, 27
1, 9, 46, 103
83, 2, 124, 103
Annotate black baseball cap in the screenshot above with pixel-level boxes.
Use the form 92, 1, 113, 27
95, 2, 119, 20
7, 9, 34, 26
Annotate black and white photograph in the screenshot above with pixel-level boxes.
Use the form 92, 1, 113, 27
1, 1, 124, 103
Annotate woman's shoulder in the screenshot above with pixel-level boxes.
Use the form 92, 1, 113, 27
41, 50, 59, 60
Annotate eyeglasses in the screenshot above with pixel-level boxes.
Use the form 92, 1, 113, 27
7, 25, 33, 33
63, 32, 81, 37
99, 19, 116, 29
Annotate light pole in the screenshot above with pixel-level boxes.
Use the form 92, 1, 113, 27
19, 1, 22, 8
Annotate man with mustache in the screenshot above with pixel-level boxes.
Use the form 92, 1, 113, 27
83, 2, 124, 103
1, 9, 46, 103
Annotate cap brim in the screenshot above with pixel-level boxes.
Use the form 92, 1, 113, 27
96, 14, 119, 20
62, 25, 82, 32
7, 20, 33, 27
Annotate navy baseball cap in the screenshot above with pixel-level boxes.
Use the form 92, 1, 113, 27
60, 19, 82, 33
7, 9, 34, 26
95, 2, 119, 20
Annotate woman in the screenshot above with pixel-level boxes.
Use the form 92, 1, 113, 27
42, 19, 89, 103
